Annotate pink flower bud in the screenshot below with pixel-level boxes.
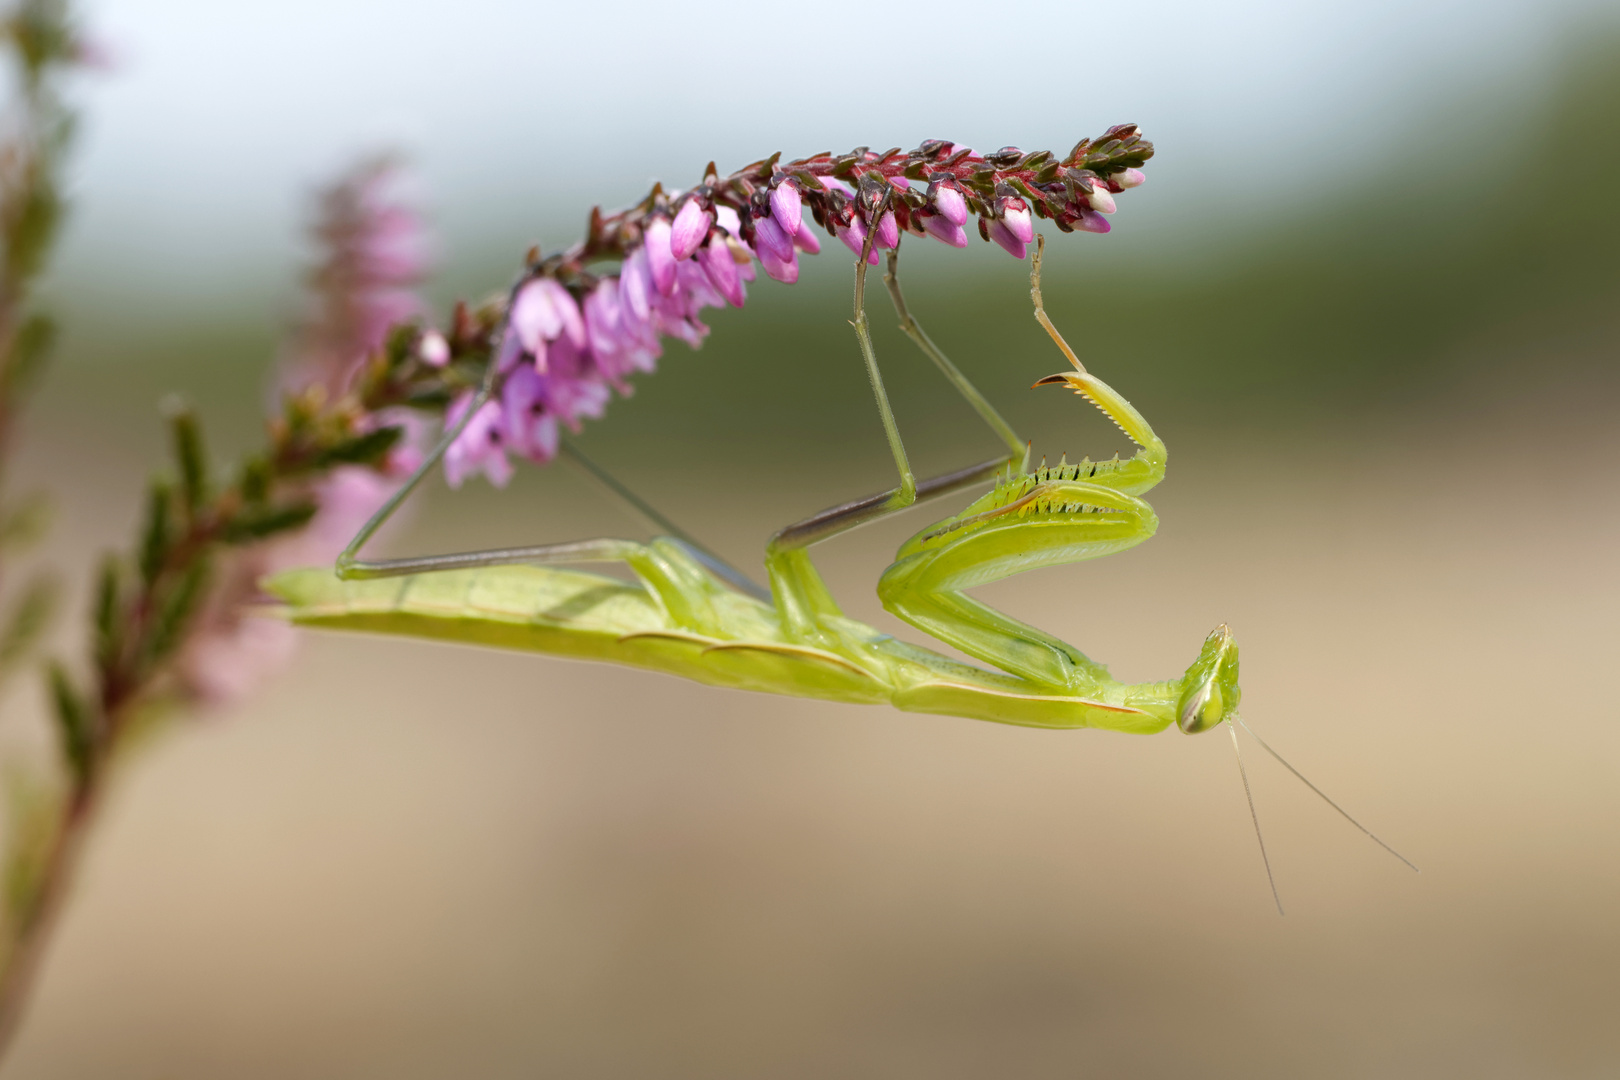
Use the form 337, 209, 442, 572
922, 214, 968, 248
620, 248, 653, 320
793, 225, 821, 255
1115, 168, 1146, 189
835, 217, 880, 265
769, 181, 803, 237
418, 329, 450, 367
757, 242, 799, 284
714, 205, 743, 239
987, 219, 1028, 259
1002, 198, 1034, 244
932, 182, 968, 226
644, 217, 677, 296
1076, 209, 1111, 234
511, 278, 563, 353
818, 175, 855, 197
753, 213, 795, 261
873, 210, 899, 249
1086, 186, 1117, 214
549, 279, 587, 349
670, 198, 712, 261
698, 238, 745, 307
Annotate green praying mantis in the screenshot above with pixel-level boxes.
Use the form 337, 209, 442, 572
269, 235, 1415, 910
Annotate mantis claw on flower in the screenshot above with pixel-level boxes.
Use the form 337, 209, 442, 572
271, 233, 1415, 907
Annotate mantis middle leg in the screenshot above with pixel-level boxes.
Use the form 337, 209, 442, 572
767, 233, 1033, 644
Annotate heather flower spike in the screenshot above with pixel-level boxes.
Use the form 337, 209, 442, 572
435, 126, 1152, 485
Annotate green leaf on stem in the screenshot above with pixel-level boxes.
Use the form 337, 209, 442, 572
165, 401, 209, 517
220, 500, 317, 544
46, 662, 95, 785
137, 480, 172, 586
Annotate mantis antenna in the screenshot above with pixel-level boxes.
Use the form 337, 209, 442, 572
1228, 718, 1284, 915
1236, 715, 1420, 873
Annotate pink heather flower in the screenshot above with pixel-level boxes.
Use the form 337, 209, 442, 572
987, 218, 1028, 259
873, 210, 900, 250
620, 248, 653, 321
644, 217, 678, 295
511, 277, 565, 353
418, 329, 450, 367
922, 214, 969, 248
1087, 186, 1118, 214
753, 213, 794, 262
1076, 208, 1112, 234
714, 204, 743, 240
769, 182, 803, 237
1116, 167, 1146, 189
698, 237, 746, 307
793, 225, 821, 254
818, 175, 855, 197
756, 233, 799, 283
1002, 198, 1034, 244
889, 176, 911, 190
444, 393, 513, 488
501, 365, 562, 462
932, 181, 968, 226
287, 160, 431, 394
836, 216, 880, 264
670, 198, 713, 260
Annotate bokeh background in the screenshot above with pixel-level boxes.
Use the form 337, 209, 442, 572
3, 0, 1620, 1075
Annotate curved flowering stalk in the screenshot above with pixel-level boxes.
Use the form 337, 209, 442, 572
436, 128, 1153, 486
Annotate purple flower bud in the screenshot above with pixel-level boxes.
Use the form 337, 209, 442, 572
1002, 198, 1034, 244
670, 198, 712, 261
889, 176, 911, 190
444, 393, 513, 489
698, 238, 746, 307
714, 204, 743, 240
922, 214, 968, 248
818, 175, 855, 197
1087, 186, 1118, 214
644, 217, 677, 296
501, 365, 558, 463
584, 280, 627, 371
548, 279, 587, 349
836, 217, 880, 265
511, 278, 563, 353
769, 182, 803, 237
753, 213, 795, 262
873, 210, 899, 249
620, 248, 653, 320
932, 182, 968, 226
987, 219, 1028, 259
793, 224, 822, 255
418, 329, 450, 367
1076, 209, 1112, 234
757, 241, 799, 284
1115, 167, 1146, 189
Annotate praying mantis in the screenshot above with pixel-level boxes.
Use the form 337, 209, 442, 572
269, 235, 1415, 909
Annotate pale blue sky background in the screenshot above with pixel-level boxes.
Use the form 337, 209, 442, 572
54, 0, 1616, 310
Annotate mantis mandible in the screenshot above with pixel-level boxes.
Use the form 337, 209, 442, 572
270, 235, 1415, 910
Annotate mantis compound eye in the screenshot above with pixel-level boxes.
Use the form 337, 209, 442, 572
1175, 624, 1241, 734
1177, 678, 1226, 733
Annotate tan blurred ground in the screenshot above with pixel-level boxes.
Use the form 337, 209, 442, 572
0, 374, 1617, 1078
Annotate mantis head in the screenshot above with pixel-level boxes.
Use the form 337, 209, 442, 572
1175, 624, 1241, 734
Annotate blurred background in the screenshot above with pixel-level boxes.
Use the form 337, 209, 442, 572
4, 0, 1620, 1075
